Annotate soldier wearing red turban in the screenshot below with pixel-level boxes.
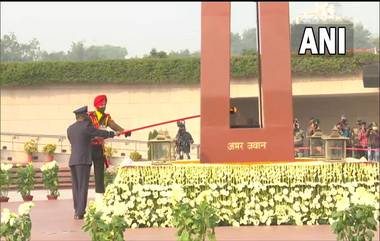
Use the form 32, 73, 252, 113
88, 94, 130, 200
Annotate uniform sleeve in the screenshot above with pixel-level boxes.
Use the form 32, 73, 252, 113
67, 128, 71, 143
107, 119, 124, 132
85, 125, 113, 138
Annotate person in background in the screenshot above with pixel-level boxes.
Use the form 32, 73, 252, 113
351, 120, 362, 158
357, 121, 368, 159
367, 122, 379, 162
293, 118, 305, 157
337, 115, 352, 157
337, 115, 351, 138
67, 106, 116, 220
307, 117, 316, 137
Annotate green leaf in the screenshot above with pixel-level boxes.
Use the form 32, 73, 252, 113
207, 230, 217, 241
179, 230, 190, 241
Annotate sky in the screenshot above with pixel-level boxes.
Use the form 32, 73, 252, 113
1, 2, 379, 58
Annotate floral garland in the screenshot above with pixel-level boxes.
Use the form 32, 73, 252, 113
85, 162, 379, 229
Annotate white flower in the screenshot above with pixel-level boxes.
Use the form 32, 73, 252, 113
336, 196, 350, 211
260, 201, 268, 208
269, 188, 276, 195
9, 215, 16, 226
232, 220, 240, 227
283, 188, 289, 195
40, 160, 58, 172
170, 184, 185, 203
131, 223, 138, 229
18, 202, 34, 216
266, 218, 272, 226
147, 199, 154, 207
293, 202, 301, 212
212, 190, 220, 198
112, 201, 127, 216
322, 200, 329, 208
1, 208, 10, 223
351, 187, 377, 207
0, 163, 13, 172
274, 194, 282, 202
220, 189, 229, 196
301, 205, 309, 213
102, 215, 112, 224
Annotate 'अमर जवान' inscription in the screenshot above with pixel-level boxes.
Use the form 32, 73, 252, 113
227, 142, 267, 151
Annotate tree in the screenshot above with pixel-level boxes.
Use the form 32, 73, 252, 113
85, 45, 127, 60
64, 42, 128, 61
168, 49, 191, 58
67, 41, 86, 61
353, 23, 374, 48
240, 28, 257, 52
371, 37, 379, 50
40, 51, 67, 61
231, 32, 243, 56
148, 48, 167, 58
0, 33, 41, 62
230, 29, 258, 56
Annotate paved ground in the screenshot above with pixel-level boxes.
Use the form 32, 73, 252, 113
5, 188, 96, 202
2, 199, 379, 241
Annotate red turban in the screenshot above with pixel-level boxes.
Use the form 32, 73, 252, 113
94, 95, 107, 108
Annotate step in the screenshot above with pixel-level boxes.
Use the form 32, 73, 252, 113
7, 165, 97, 190
8, 183, 96, 190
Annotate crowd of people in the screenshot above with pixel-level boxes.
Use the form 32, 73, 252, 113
293, 115, 379, 162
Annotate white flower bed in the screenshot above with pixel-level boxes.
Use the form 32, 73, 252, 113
86, 163, 380, 228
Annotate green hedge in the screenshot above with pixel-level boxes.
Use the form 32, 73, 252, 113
1, 53, 378, 86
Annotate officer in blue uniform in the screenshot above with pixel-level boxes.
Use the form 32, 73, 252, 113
67, 106, 116, 219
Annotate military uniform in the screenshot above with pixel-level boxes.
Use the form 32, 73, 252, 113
175, 122, 194, 160
67, 106, 115, 219
89, 95, 128, 195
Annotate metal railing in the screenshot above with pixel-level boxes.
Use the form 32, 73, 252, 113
0, 132, 200, 161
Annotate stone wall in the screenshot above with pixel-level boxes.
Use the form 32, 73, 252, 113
1, 75, 378, 146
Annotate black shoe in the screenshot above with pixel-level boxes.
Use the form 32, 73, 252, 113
74, 214, 84, 220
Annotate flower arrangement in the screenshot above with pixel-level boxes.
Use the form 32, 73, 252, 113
40, 161, 60, 199
0, 163, 13, 201
173, 194, 219, 241
82, 200, 128, 241
23, 139, 38, 155
16, 164, 35, 201
0, 202, 34, 241
331, 187, 378, 241
129, 151, 142, 162
104, 165, 117, 189
42, 144, 56, 155
82, 162, 379, 229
